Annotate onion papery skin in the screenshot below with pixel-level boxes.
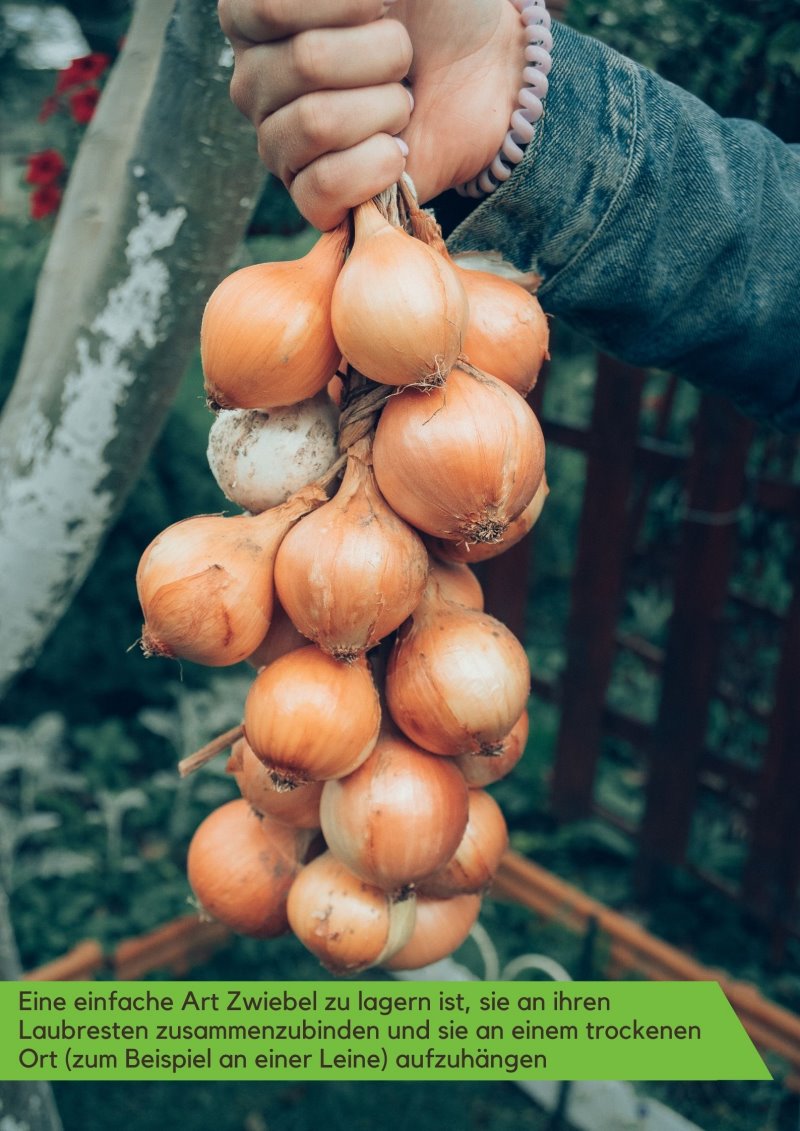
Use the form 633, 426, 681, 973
207, 395, 339, 514
287, 851, 416, 974
385, 582, 531, 757
418, 789, 508, 898
275, 443, 429, 659
428, 559, 483, 611
430, 474, 549, 565
457, 266, 549, 397
137, 488, 324, 667
319, 729, 469, 892
381, 893, 481, 971
455, 710, 529, 788
187, 799, 311, 938
247, 598, 307, 669
201, 226, 348, 410
230, 737, 323, 828
244, 646, 381, 787
373, 366, 545, 544
330, 201, 468, 388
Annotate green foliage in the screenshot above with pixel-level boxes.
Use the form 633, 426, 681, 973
567, 0, 800, 139
1, 675, 249, 967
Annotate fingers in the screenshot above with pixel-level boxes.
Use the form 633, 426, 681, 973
219, 0, 390, 45
289, 134, 409, 231
219, 0, 413, 230
260, 84, 413, 185
231, 20, 412, 125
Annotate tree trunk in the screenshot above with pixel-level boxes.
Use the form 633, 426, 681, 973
0, 887, 63, 1131
0, 0, 265, 698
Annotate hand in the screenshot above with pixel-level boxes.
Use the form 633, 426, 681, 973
218, 0, 524, 229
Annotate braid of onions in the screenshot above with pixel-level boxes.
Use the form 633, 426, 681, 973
135, 180, 548, 974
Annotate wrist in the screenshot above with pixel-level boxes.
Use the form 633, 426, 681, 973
457, 0, 552, 199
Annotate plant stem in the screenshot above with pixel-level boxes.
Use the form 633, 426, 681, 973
178, 724, 243, 778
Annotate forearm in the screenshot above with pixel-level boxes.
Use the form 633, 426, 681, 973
448, 21, 800, 430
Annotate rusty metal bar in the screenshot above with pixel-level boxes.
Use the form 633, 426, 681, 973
20, 851, 800, 1085
550, 356, 645, 818
493, 851, 800, 1080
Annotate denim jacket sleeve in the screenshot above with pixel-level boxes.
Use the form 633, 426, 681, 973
447, 21, 800, 431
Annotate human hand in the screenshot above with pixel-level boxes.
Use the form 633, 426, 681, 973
218, 0, 524, 229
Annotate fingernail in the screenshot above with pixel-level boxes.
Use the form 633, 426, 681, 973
393, 136, 409, 158
382, 0, 399, 9
404, 84, 414, 111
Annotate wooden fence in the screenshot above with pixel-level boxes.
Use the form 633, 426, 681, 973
481, 349, 800, 956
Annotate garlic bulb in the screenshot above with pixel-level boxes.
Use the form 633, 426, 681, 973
207, 394, 339, 514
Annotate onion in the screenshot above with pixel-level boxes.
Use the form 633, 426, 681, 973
202, 225, 348, 410
373, 365, 545, 544
136, 485, 325, 666
274, 439, 429, 660
228, 737, 322, 828
246, 598, 307, 670
207, 394, 339, 514
187, 799, 312, 938
244, 646, 381, 788
287, 851, 416, 974
385, 576, 530, 756
455, 710, 529, 788
457, 266, 549, 396
430, 475, 549, 565
428, 559, 483, 611
319, 726, 469, 892
331, 200, 468, 387
419, 790, 508, 898
381, 893, 481, 971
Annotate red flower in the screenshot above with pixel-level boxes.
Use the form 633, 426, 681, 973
30, 184, 62, 220
56, 53, 110, 93
24, 149, 66, 186
69, 86, 101, 125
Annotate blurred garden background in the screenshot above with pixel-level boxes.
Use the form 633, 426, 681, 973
1, 0, 800, 1128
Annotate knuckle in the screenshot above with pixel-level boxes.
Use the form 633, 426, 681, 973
217, 0, 235, 38
296, 94, 331, 150
228, 66, 252, 117
305, 154, 342, 207
290, 30, 327, 85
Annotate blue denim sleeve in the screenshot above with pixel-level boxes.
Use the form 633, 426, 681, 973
447, 21, 800, 431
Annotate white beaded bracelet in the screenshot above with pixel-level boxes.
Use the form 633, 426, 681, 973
456, 0, 552, 199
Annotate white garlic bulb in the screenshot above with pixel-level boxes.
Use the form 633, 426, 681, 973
207, 393, 339, 514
